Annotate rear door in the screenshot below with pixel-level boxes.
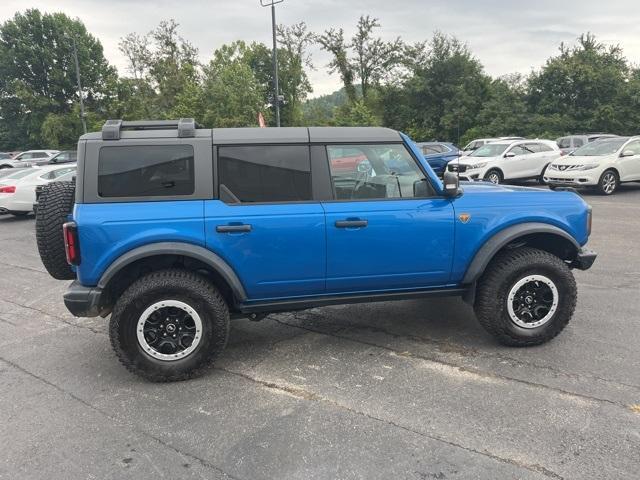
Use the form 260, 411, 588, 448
204, 144, 326, 300
321, 142, 455, 293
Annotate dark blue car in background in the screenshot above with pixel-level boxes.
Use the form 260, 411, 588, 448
416, 142, 461, 176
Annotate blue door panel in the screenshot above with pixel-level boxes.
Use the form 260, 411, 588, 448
74, 200, 205, 286
322, 199, 455, 292
204, 201, 326, 299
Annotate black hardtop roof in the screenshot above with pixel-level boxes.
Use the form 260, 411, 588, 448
82, 120, 402, 144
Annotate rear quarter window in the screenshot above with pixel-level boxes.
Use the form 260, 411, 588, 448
98, 145, 195, 198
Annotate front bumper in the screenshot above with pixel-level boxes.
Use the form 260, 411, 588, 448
544, 170, 598, 187
64, 280, 106, 317
571, 248, 597, 270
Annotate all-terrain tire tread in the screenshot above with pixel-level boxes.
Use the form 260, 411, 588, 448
474, 247, 577, 346
109, 269, 230, 382
35, 181, 76, 280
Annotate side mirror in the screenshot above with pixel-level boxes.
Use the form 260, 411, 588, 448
504, 152, 516, 158
621, 149, 635, 157
413, 178, 430, 198
442, 171, 461, 198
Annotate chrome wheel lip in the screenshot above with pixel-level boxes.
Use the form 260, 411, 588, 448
602, 173, 616, 194
507, 275, 559, 329
137, 300, 202, 361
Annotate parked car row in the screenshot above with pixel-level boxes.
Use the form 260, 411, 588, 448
415, 132, 638, 195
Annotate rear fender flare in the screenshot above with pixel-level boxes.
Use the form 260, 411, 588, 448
97, 242, 247, 302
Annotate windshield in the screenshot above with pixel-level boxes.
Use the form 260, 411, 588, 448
571, 138, 627, 156
470, 144, 509, 157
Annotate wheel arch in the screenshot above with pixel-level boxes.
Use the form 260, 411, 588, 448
462, 223, 580, 285
97, 242, 247, 312
484, 167, 504, 181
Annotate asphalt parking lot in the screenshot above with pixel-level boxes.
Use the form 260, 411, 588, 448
1, 184, 639, 480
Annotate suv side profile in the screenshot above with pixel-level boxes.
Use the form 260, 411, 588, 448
453, 139, 560, 184
0, 150, 59, 168
36, 119, 596, 382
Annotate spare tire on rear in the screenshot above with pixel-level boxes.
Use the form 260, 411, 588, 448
36, 181, 76, 280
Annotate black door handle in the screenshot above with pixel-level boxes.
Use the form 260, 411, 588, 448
216, 224, 252, 233
335, 219, 368, 228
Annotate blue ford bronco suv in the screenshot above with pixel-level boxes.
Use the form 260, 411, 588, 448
35, 119, 596, 382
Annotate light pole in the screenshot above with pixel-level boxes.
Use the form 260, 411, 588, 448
71, 37, 87, 134
260, 0, 283, 127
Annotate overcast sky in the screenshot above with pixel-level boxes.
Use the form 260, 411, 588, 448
1, 0, 639, 97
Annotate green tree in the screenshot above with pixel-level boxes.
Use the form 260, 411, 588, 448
381, 32, 491, 142
201, 41, 268, 127
118, 20, 200, 119
317, 16, 402, 105
0, 9, 116, 149
527, 33, 634, 135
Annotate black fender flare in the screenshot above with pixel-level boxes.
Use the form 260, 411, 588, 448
462, 222, 580, 285
97, 242, 247, 302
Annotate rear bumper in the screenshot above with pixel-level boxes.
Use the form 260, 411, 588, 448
63, 280, 105, 317
571, 247, 597, 270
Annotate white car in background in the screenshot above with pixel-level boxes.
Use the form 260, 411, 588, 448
461, 137, 524, 156
544, 136, 640, 195
452, 139, 560, 184
0, 150, 59, 169
0, 164, 76, 216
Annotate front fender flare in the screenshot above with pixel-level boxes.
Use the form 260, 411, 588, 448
461, 222, 580, 285
97, 242, 247, 302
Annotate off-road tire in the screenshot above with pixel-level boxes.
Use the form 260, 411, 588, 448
109, 269, 230, 382
36, 181, 76, 280
484, 169, 503, 184
474, 247, 577, 346
597, 169, 618, 195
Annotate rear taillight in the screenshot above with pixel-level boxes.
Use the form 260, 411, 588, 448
63, 222, 80, 265
0, 185, 16, 193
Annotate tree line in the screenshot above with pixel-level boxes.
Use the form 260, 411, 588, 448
0, 9, 639, 150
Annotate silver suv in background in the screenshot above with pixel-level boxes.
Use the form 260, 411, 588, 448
0, 150, 59, 168
556, 134, 617, 155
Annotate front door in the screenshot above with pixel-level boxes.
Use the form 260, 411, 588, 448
323, 143, 455, 293
618, 140, 640, 181
204, 144, 326, 300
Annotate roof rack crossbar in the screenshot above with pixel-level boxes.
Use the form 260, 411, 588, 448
101, 118, 199, 140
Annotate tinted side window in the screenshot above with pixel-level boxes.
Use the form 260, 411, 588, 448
98, 145, 194, 198
218, 145, 311, 203
573, 138, 584, 147
327, 144, 429, 200
558, 138, 571, 148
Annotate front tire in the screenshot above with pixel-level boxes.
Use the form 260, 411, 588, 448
597, 169, 618, 195
484, 169, 503, 184
474, 247, 577, 346
109, 269, 230, 382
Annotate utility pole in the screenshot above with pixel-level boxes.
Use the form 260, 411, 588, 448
72, 37, 87, 134
260, 0, 283, 127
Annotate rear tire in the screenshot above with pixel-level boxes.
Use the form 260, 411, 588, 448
474, 247, 577, 346
9, 211, 29, 217
597, 169, 618, 195
109, 269, 230, 382
36, 181, 76, 280
484, 169, 503, 184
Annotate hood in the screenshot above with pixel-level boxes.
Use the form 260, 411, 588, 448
454, 155, 497, 165
460, 181, 548, 194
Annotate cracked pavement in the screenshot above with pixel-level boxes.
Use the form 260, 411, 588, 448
1, 184, 639, 479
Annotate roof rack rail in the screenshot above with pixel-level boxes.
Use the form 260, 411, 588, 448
101, 118, 200, 140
